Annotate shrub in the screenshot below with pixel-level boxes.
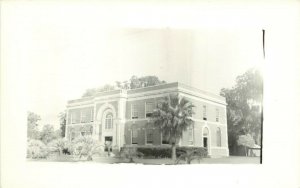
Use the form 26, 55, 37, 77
122, 146, 208, 160
119, 146, 144, 163
27, 139, 49, 159
176, 147, 208, 164
72, 136, 104, 160
47, 138, 69, 156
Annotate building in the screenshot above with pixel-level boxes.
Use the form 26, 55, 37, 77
65, 82, 229, 157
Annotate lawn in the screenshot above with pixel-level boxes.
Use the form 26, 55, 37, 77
28, 154, 260, 164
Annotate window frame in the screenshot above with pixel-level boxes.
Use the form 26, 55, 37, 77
145, 129, 154, 145
216, 108, 219, 122
105, 114, 113, 129
145, 102, 155, 118
203, 105, 207, 120
161, 131, 170, 145
187, 126, 194, 145
131, 104, 139, 119
131, 129, 138, 145
216, 127, 222, 147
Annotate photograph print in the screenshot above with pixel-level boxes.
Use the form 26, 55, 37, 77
26, 27, 263, 165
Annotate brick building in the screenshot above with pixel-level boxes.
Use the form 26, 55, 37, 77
65, 82, 229, 157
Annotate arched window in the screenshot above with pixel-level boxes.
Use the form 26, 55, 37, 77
105, 114, 113, 129
216, 127, 221, 147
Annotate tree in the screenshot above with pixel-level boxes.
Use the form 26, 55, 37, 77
237, 134, 255, 156
220, 68, 263, 155
81, 75, 166, 97
27, 112, 41, 139
72, 136, 104, 161
40, 124, 57, 144
152, 94, 195, 161
58, 111, 66, 137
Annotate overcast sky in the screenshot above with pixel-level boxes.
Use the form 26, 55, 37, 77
2, 3, 264, 128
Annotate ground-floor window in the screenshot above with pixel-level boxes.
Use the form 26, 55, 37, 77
146, 129, 153, 144
162, 131, 170, 144
131, 129, 138, 144
216, 127, 221, 147
188, 127, 194, 145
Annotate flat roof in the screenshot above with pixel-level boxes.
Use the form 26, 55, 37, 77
67, 82, 225, 104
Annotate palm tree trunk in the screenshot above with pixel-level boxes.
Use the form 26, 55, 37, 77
172, 143, 176, 161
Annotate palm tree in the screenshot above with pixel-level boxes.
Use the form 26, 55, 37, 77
152, 94, 195, 161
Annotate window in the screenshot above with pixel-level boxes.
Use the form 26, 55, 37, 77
203, 105, 207, 120
131, 104, 139, 119
146, 129, 154, 144
162, 131, 170, 144
217, 128, 221, 147
80, 110, 88, 123
90, 108, 94, 122
145, 102, 155, 118
81, 132, 86, 136
105, 114, 113, 129
216, 108, 219, 122
132, 129, 138, 144
71, 132, 75, 141
188, 127, 194, 145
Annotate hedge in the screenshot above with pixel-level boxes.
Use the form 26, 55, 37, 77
121, 146, 208, 159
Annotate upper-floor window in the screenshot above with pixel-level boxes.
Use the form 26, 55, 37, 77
203, 105, 207, 120
71, 112, 80, 124
145, 102, 155, 118
105, 114, 113, 129
131, 104, 139, 119
131, 129, 138, 144
216, 108, 219, 122
146, 129, 154, 144
81, 110, 88, 123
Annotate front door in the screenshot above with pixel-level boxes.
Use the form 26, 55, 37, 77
105, 136, 113, 152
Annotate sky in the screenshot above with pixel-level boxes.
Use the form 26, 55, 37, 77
2, 3, 264, 129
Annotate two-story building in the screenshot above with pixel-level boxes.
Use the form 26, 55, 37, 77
65, 82, 229, 157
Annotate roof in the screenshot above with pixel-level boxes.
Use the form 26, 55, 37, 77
67, 82, 226, 105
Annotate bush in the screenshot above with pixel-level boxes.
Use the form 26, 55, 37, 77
47, 138, 69, 156
119, 146, 144, 163
27, 139, 49, 159
176, 147, 208, 164
72, 136, 104, 160
121, 146, 208, 159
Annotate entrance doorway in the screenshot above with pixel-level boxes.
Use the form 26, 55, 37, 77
105, 136, 113, 152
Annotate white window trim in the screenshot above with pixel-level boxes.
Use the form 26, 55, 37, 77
131, 129, 138, 145
188, 126, 194, 146
217, 127, 222, 147
161, 132, 170, 145
145, 129, 154, 145
203, 105, 207, 120
131, 104, 139, 119
105, 114, 113, 130
216, 108, 219, 122
145, 101, 155, 118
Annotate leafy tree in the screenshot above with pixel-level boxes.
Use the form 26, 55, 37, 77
237, 134, 255, 156
220, 68, 263, 155
82, 75, 166, 97
27, 112, 41, 139
58, 111, 66, 137
152, 94, 195, 161
40, 124, 57, 144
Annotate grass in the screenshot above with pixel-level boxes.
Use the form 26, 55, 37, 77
28, 154, 260, 164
